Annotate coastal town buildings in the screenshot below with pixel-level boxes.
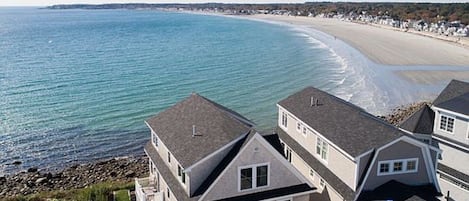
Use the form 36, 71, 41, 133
400, 79, 469, 201
136, 80, 468, 201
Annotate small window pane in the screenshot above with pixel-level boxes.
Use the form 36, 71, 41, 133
394, 162, 403, 172
297, 123, 301, 131
321, 142, 328, 160
182, 172, 186, 184
316, 138, 322, 155
447, 118, 454, 132
240, 168, 252, 190
303, 127, 307, 135
379, 163, 390, 173
407, 160, 417, 171
256, 166, 268, 187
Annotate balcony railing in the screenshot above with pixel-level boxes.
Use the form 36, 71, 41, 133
135, 177, 163, 201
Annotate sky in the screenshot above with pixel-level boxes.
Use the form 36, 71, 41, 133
1, 0, 467, 6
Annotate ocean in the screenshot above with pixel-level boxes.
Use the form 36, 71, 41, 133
0, 7, 429, 175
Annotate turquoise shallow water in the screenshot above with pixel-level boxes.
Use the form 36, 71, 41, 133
0, 8, 357, 174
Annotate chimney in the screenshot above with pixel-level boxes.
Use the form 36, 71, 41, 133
310, 96, 315, 107
192, 125, 196, 137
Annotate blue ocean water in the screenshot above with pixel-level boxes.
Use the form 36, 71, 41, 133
0, 8, 382, 174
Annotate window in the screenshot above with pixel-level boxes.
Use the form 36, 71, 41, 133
379, 163, 390, 173
167, 187, 170, 198
440, 115, 455, 133
297, 122, 301, 131
239, 163, 269, 191
240, 168, 252, 190
178, 165, 186, 184
303, 127, 307, 136
152, 132, 158, 147
407, 160, 417, 171
281, 112, 288, 127
393, 162, 403, 172
377, 158, 418, 176
256, 166, 268, 187
285, 147, 292, 163
316, 137, 328, 161
309, 169, 315, 180
319, 178, 325, 188
167, 152, 171, 164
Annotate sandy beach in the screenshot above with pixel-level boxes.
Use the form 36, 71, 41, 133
243, 14, 469, 85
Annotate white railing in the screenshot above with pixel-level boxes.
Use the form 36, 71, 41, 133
135, 177, 161, 201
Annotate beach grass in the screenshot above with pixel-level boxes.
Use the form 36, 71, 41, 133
1, 181, 134, 201
114, 190, 130, 201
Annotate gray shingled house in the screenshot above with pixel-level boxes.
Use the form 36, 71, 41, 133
135, 93, 315, 201
400, 79, 469, 201
276, 87, 441, 201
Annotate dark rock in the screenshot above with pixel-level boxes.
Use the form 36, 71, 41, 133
27, 167, 38, 173
12, 161, 22, 165
110, 171, 117, 177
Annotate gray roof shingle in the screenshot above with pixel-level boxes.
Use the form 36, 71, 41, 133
278, 87, 404, 157
399, 104, 435, 135
437, 92, 469, 116
433, 79, 469, 105
145, 93, 253, 168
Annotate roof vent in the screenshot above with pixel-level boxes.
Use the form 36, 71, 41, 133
192, 125, 196, 137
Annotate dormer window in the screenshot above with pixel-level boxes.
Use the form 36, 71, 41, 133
239, 163, 269, 191
440, 115, 454, 133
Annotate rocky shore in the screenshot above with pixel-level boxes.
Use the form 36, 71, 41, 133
0, 156, 148, 198
379, 102, 428, 126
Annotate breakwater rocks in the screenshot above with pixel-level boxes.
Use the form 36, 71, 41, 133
380, 102, 428, 125
0, 156, 148, 198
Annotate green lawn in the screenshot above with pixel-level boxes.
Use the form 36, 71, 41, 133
1, 181, 134, 201
114, 190, 130, 201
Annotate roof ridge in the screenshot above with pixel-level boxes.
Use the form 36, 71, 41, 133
194, 93, 254, 128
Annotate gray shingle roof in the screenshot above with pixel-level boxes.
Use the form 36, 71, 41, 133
437, 92, 469, 116
433, 79, 469, 105
278, 87, 404, 157
276, 128, 356, 201
145, 93, 253, 168
399, 104, 435, 135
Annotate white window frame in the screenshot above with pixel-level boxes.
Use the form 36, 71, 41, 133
316, 137, 329, 163
377, 158, 419, 176
296, 122, 301, 132
167, 152, 171, 166
238, 162, 270, 192
302, 126, 307, 137
439, 114, 455, 134
319, 178, 325, 189
309, 169, 315, 181
178, 164, 186, 185
281, 112, 288, 128
152, 132, 159, 148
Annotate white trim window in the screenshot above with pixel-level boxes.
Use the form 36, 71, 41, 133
297, 122, 301, 132
178, 165, 186, 185
281, 112, 288, 128
319, 178, 325, 188
309, 169, 315, 181
377, 158, 418, 176
239, 163, 269, 191
152, 132, 158, 147
440, 115, 455, 133
316, 137, 328, 161
302, 127, 307, 136
167, 152, 171, 164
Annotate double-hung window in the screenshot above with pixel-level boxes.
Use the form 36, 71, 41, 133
316, 137, 328, 161
178, 165, 186, 184
152, 132, 158, 147
440, 115, 455, 133
239, 163, 269, 191
281, 112, 288, 127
